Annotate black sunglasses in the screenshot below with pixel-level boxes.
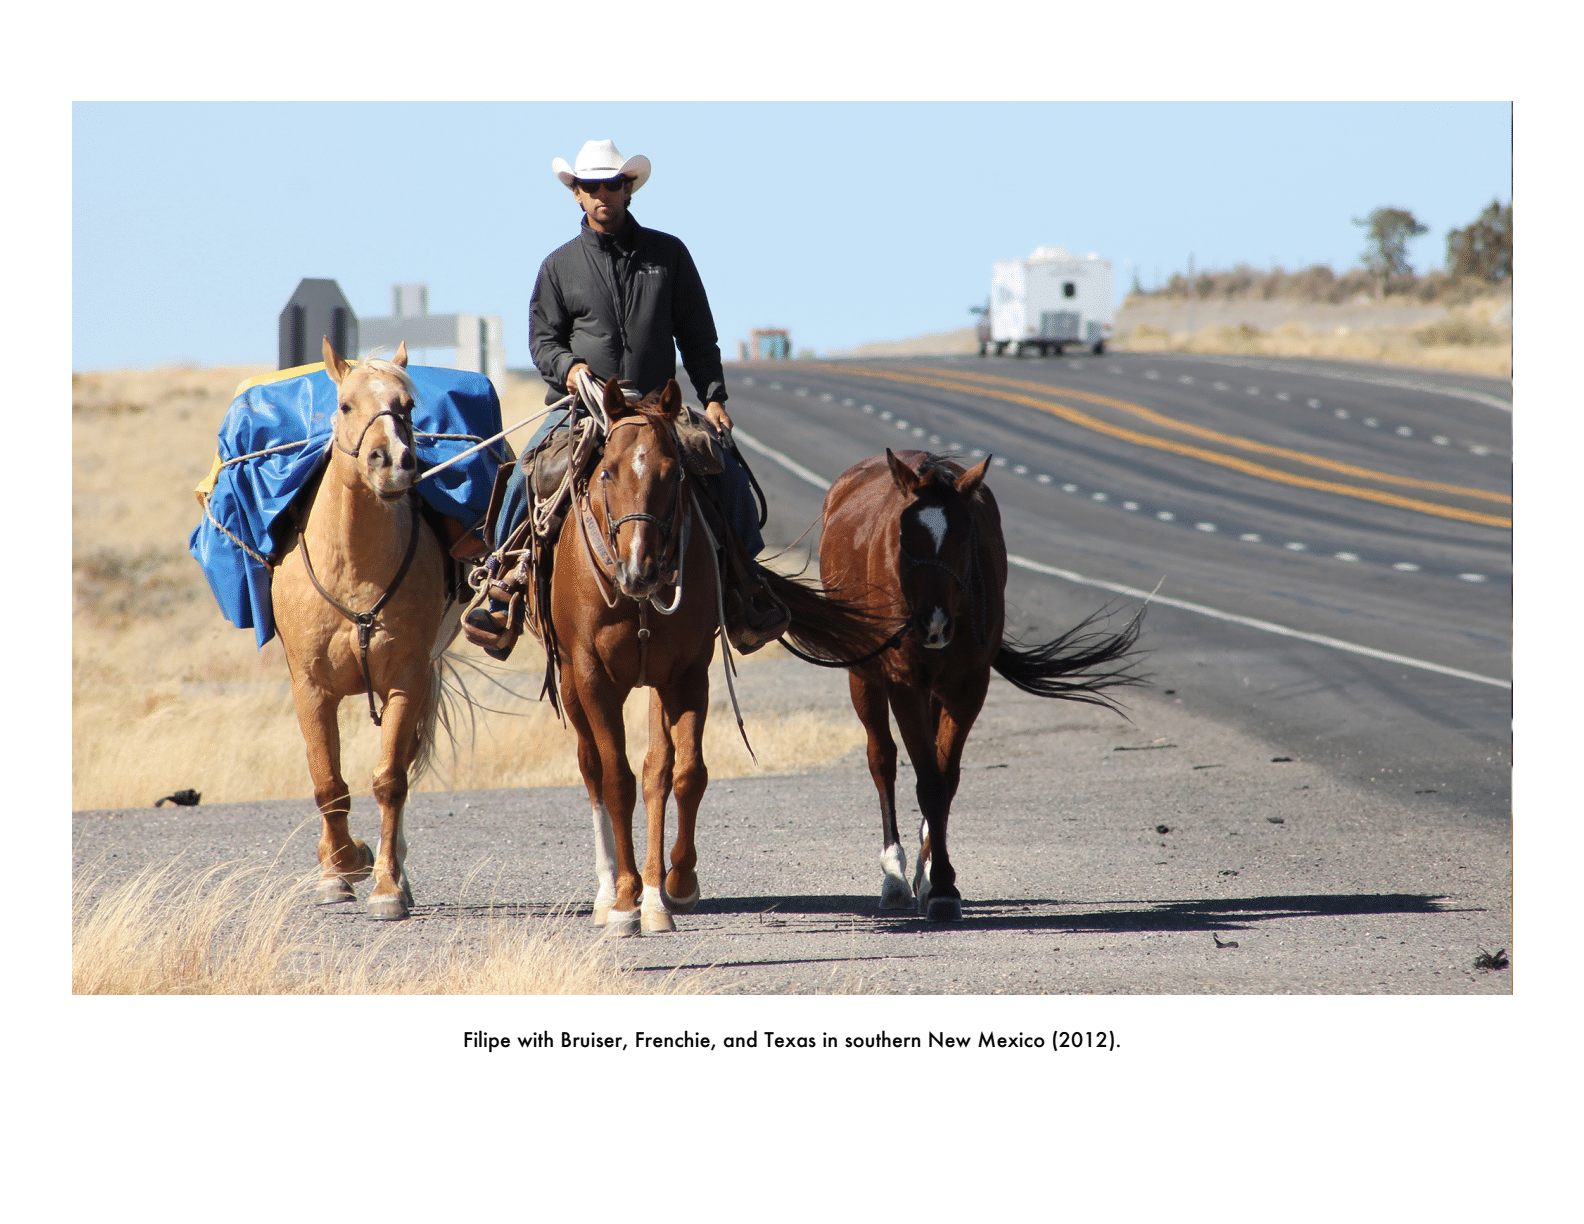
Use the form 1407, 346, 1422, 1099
576, 176, 630, 193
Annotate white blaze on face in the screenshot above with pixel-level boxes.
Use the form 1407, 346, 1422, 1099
916, 505, 947, 553
631, 446, 648, 479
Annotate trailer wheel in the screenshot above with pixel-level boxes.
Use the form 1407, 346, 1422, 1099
1051, 341, 1064, 357
994, 341, 1007, 356
1091, 340, 1106, 355
1014, 342, 1025, 358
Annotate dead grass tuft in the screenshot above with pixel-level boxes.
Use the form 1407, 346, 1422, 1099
73, 857, 704, 995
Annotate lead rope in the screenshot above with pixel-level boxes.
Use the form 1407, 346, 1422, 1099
297, 493, 423, 726
692, 509, 755, 761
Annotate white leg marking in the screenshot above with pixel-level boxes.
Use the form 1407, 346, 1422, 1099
880, 842, 913, 907
641, 883, 668, 915
591, 801, 618, 911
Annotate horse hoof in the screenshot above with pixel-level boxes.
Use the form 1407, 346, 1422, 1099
367, 893, 409, 921
880, 879, 914, 909
925, 896, 963, 922
592, 903, 611, 926
641, 908, 677, 933
315, 879, 356, 905
347, 839, 375, 884
664, 878, 700, 914
603, 910, 641, 938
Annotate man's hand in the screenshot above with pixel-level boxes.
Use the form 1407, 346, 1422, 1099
704, 401, 733, 434
565, 361, 591, 395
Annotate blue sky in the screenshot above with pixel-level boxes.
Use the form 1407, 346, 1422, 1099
72, 102, 1511, 371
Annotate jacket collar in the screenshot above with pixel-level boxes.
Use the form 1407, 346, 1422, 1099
580, 211, 640, 253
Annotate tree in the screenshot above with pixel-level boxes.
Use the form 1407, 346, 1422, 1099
1354, 207, 1428, 287
1446, 199, 1512, 282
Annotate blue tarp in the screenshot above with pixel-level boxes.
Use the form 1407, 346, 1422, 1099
189, 364, 504, 649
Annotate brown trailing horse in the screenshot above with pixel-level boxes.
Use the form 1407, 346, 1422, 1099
819, 449, 1143, 920
271, 338, 460, 921
547, 378, 880, 936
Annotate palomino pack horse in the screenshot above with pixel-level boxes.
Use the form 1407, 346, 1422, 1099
548, 378, 880, 936
271, 338, 458, 921
819, 449, 1142, 920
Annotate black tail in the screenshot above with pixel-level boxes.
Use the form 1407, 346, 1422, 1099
762, 570, 899, 665
993, 604, 1146, 712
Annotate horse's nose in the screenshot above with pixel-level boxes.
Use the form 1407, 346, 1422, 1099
922, 608, 952, 650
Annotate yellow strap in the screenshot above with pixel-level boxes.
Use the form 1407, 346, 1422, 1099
231, 360, 330, 398
194, 451, 224, 507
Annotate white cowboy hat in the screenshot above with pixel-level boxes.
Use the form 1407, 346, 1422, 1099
552, 139, 651, 193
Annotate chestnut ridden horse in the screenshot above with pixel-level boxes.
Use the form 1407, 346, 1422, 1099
271, 338, 460, 921
548, 378, 879, 936
819, 449, 1143, 920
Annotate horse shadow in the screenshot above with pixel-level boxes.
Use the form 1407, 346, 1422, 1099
689, 891, 1473, 935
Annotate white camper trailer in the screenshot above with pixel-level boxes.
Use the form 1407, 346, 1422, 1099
986, 246, 1113, 357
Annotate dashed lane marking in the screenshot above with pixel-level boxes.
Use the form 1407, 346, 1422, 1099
732, 425, 1509, 689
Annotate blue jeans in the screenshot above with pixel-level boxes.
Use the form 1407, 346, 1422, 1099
490, 408, 763, 558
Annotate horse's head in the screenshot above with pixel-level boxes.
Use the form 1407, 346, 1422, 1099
324, 336, 418, 503
597, 378, 685, 600
888, 449, 990, 650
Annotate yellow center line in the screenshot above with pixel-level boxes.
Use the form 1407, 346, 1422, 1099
799, 364, 1511, 530
917, 365, 1511, 506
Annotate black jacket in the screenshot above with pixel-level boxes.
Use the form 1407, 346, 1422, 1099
529, 212, 727, 407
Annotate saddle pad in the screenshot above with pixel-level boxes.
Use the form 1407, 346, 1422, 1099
189, 362, 504, 648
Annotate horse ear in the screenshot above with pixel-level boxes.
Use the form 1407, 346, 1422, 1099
956, 455, 991, 496
886, 449, 920, 494
322, 336, 351, 384
603, 377, 630, 419
658, 379, 683, 420
393, 341, 409, 369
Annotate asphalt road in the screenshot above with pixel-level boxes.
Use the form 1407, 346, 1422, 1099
71, 353, 1513, 994
729, 352, 1511, 821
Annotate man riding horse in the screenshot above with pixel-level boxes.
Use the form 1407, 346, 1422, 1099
465, 138, 789, 658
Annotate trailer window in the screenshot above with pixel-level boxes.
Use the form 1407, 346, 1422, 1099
1063, 281, 1076, 298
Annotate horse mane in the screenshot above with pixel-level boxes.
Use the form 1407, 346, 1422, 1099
916, 453, 972, 492
350, 355, 419, 403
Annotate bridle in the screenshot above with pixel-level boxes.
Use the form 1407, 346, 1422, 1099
597, 417, 686, 570
575, 414, 693, 684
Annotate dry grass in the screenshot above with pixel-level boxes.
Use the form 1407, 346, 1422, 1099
1114, 295, 1512, 378
72, 366, 864, 812
72, 856, 700, 994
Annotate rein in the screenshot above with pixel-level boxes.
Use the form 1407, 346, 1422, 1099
297, 492, 423, 726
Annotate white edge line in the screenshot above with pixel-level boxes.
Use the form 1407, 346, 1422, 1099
732, 427, 831, 490
1169, 354, 1512, 413
1007, 554, 1511, 691
730, 426, 1510, 692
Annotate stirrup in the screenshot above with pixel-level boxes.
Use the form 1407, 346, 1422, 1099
462, 578, 525, 660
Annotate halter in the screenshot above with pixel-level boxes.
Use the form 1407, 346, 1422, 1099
335, 403, 416, 461
896, 502, 988, 647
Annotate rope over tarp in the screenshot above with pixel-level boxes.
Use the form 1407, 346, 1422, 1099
188, 362, 505, 648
